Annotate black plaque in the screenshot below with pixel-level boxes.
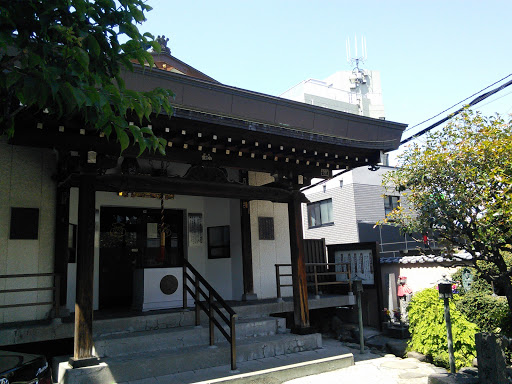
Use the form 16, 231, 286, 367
160, 275, 179, 295
10, 207, 39, 239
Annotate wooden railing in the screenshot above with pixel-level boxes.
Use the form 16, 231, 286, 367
275, 262, 352, 299
0, 273, 61, 317
182, 260, 237, 371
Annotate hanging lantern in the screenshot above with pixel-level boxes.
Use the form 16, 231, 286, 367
438, 275, 455, 300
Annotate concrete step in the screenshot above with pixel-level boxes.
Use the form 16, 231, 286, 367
92, 310, 197, 338
93, 316, 286, 358
57, 332, 322, 384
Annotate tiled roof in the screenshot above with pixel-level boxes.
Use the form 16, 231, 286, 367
379, 251, 473, 264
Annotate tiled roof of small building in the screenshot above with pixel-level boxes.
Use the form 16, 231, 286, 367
379, 251, 473, 264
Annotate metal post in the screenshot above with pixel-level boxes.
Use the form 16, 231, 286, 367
194, 276, 200, 326
444, 297, 456, 373
275, 265, 282, 301
357, 289, 364, 354
209, 292, 214, 346
230, 314, 237, 371
182, 266, 187, 309
314, 265, 320, 299
54, 274, 61, 318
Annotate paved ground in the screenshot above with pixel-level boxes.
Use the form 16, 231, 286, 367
284, 348, 447, 384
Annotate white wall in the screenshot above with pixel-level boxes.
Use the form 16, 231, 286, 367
0, 140, 56, 323
380, 263, 461, 302
248, 172, 293, 299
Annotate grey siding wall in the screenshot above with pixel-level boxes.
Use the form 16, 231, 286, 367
352, 183, 389, 224
302, 184, 359, 245
302, 167, 405, 248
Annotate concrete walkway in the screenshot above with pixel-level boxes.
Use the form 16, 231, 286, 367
285, 351, 447, 384
117, 337, 448, 384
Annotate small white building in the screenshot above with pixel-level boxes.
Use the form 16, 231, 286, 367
280, 70, 385, 120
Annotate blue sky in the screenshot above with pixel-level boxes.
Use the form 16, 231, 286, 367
141, 0, 512, 151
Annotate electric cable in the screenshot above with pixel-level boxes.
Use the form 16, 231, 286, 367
474, 89, 512, 110
402, 73, 512, 134
400, 77, 512, 146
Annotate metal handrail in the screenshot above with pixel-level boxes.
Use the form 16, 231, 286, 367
182, 259, 237, 371
377, 225, 439, 257
0, 273, 61, 317
275, 262, 352, 299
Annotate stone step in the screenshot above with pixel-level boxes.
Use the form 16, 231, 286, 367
93, 316, 286, 358
92, 310, 197, 338
57, 332, 322, 384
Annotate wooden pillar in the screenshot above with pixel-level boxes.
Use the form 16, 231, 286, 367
241, 200, 257, 300
69, 162, 99, 368
54, 185, 70, 311
287, 190, 311, 333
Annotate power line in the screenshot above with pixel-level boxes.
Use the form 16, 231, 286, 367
402, 73, 512, 134
400, 76, 512, 146
474, 89, 512, 110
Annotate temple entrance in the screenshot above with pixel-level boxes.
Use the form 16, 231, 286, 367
99, 207, 184, 310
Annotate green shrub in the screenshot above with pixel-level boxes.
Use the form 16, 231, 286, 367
456, 292, 512, 335
407, 288, 479, 370
451, 266, 512, 337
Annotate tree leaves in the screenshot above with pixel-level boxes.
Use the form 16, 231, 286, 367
382, 109, 512, 314
0, 0, 173, 156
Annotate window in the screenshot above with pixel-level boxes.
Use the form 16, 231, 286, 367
384, 195, 400, 216
258, 217, 274, 240
207, 225, 230, 259
307, 199, 333, 228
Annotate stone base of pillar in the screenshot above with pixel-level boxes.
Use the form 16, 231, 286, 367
291, 326, 315, 335
68, 356, 100, 369
242, 292, 258, 301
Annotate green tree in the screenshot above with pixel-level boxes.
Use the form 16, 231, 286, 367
0, 0, 173, 155
383, 109, 512, 314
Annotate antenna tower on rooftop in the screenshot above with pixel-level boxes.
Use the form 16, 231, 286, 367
346, 34, 367, 82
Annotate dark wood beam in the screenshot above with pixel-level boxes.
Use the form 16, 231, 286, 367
288, 190, 311, 333
69, 162, 99, 367
69, 174, 306, 204
240, 199, 256, 300
11, 112, 383, 178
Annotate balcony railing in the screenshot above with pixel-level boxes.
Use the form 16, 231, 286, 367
275, 262, 352, 300
0, 273, 61, 317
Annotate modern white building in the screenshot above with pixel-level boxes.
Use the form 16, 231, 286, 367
280, 69, 385, 120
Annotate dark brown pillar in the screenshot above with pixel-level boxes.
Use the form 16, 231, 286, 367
241, 200, 257, 301
287, 190, 311, 333
70, 163, 99, 367
54, 185, 70, 311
